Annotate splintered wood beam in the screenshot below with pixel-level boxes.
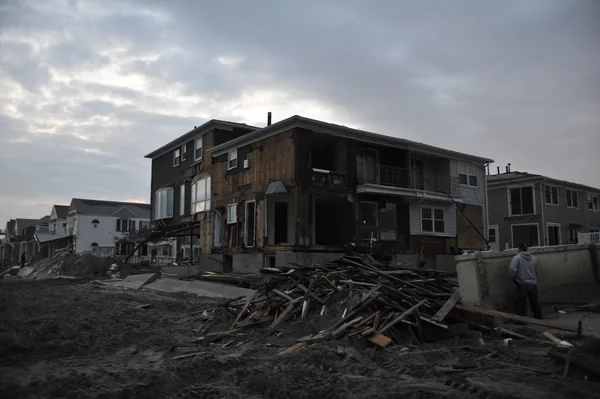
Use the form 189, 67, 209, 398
380, 299, 427, 333
455, 304, 578, 333
431, 290, 460, 323
230, 292, 258, 330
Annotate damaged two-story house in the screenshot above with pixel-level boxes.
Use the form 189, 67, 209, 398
146, 114, 493, 272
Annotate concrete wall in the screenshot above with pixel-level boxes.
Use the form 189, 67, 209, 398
457, 244, 600, 311
274, 251, 342, 268
232, 253, 263, 274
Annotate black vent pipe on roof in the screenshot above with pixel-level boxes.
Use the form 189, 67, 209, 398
267, 112, 272, 126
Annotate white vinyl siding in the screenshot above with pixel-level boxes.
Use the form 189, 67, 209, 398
409, 201, 456, 237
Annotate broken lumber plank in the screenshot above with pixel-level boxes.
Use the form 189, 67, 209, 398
301, 299, 310, 320
269, 302, 296, 329
331, 292, 382, 330
380, 300, 427, 333
549, 349, 600, 377
277, 342, 306, 356
230, 292, 258, 330
272, 289, 295, 302
542, 331, 573, 348
297, 332, 332, 343
455, 304, 579, 333
368, 332, 393, 347
331, 316, 363, 338
297, 284, 325, 305
235, 315, 275, 328
431, 290, 460, 323
420, 316, 448, 329
172, 351, 205, 360
192, 329, 240, 344
373, 311, 381, 330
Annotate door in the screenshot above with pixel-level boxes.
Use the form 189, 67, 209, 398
488, 225, 499, 251
511, 224, 539, 248
410, 158, 425, 189
274, 202, 288, 244
547, 224, 561, 246
213, 211, 222, 248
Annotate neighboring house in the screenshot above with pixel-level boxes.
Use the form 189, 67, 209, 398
13, 218, 43, 264
67, 198, 153, 256
49, 205, 69, 236
145, 114, 493, 271
487, 170, 600, 250
1, 220, 16, 266
34, 205, 72, 259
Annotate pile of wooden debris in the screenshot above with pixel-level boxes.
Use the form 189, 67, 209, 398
191, 253, 581, 356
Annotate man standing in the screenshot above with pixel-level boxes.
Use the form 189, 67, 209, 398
509, 244, 542, 319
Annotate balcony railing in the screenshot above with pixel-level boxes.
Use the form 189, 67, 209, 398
578, 232, 600, 245
358, 164, 461, 196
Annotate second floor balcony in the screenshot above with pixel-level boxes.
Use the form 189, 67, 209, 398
358, 164, 461, 197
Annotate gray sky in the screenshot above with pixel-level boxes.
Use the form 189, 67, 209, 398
1, 0, 599, 228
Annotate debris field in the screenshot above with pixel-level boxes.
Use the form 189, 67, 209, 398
1, 255, 600, 398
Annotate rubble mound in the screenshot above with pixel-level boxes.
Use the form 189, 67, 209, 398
61, 253, 115, 277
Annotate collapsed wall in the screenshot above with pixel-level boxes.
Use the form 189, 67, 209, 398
456, 244, 600, 310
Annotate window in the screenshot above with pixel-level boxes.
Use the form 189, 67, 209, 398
421, 207, 445, 233
191, 177, 211, 214
181, 144, 187, 161
173, 149, 180, 167
378, 203, 397, 241
458, 163, 478, 187
547, 224, 561, 246
180, 184, 186, 216
227, 203, 237, 224
228, 150, 238, 170
568, 226, 581, 243
588, 193, 599, 212
245, 201, 256, 247
139, 220, 149, 231
91, 242, 98, 252
195, 137, 203, 161
566, 190, 579, 208
509, 187, 535, 215
116, 219, 129, 232
488, 228, 497, 243
140, 244, 148, 256
155, 188, 174, 219
545, 186, 559, 205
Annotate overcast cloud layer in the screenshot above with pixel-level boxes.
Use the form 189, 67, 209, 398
0, 0, 599, 227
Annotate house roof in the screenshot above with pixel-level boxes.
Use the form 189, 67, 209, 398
15, 218, 39, 231
37, 215, 50, 225
54, 205, 69, 219
209, 115, 494, 164
488, 171, 600, 193
69, 198, 151, 218
5, 220, 15, 235
144, 119, 259, 159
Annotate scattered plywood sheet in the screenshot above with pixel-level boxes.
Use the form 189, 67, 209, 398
368, 333, 393, 347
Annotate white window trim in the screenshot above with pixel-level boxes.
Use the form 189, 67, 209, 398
507, 185, 536, 216
191, 176, 211, 214
544, 185, 559, 206
587, 193, 599, 212
181, 144, 187, 161
546, 222, 561, 246
458, 163, 478, 187
195, 136, 203, 161
566, 189, 579, 209
420, 206, 445, 234
510, 222, 540, 249
173, 149, 180, 167
154, 187, 174, 220
227, 203, 237, 224
228, 150, 238, 170
179, 184, 186, 216
244, 200, 256, 247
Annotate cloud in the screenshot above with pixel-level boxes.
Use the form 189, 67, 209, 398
0, 0, 598, 227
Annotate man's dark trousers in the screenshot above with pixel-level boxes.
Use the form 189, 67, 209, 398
515, 283, 543, 319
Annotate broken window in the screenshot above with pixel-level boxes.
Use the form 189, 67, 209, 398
588, 193, 599, 211
378, 203, 397, 241
245, 201, 256, 247
195, 137, 203, 161
545, 186, 559, 205
173, 149, 180, 167
228, 150, 238, 170
181, 144, 187, 161
566, 190, 579, 208
227, 203, 237, 224
191, 177, 211, 214
421, 207, 445, 233
155, 188, 174, 219
509, 187, 534, 215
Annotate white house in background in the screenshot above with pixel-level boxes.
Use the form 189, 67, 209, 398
67, 198, 153, 255
49, 205, 69, 236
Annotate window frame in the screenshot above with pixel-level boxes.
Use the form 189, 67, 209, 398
228, 150, 238, 170
588, 193, 599, 212
421, 206, 445, 234
154, 187, 174, 220
244, 200, 256, 247
181, 144, 187, 162
544, 185, 559, 206
227, 203, 237, 224
195, 136, 203, 161
546, 222, 561, 246
191, 176, 211, 214
566, 189, 579, 209
173, 149, 180, 167
508, 186, 536, 216
458, 163, 478, 187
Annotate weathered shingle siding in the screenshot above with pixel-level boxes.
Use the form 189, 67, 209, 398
409, 200, 456, 237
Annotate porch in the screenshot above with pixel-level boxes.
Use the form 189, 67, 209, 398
578, 232, 600, 245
